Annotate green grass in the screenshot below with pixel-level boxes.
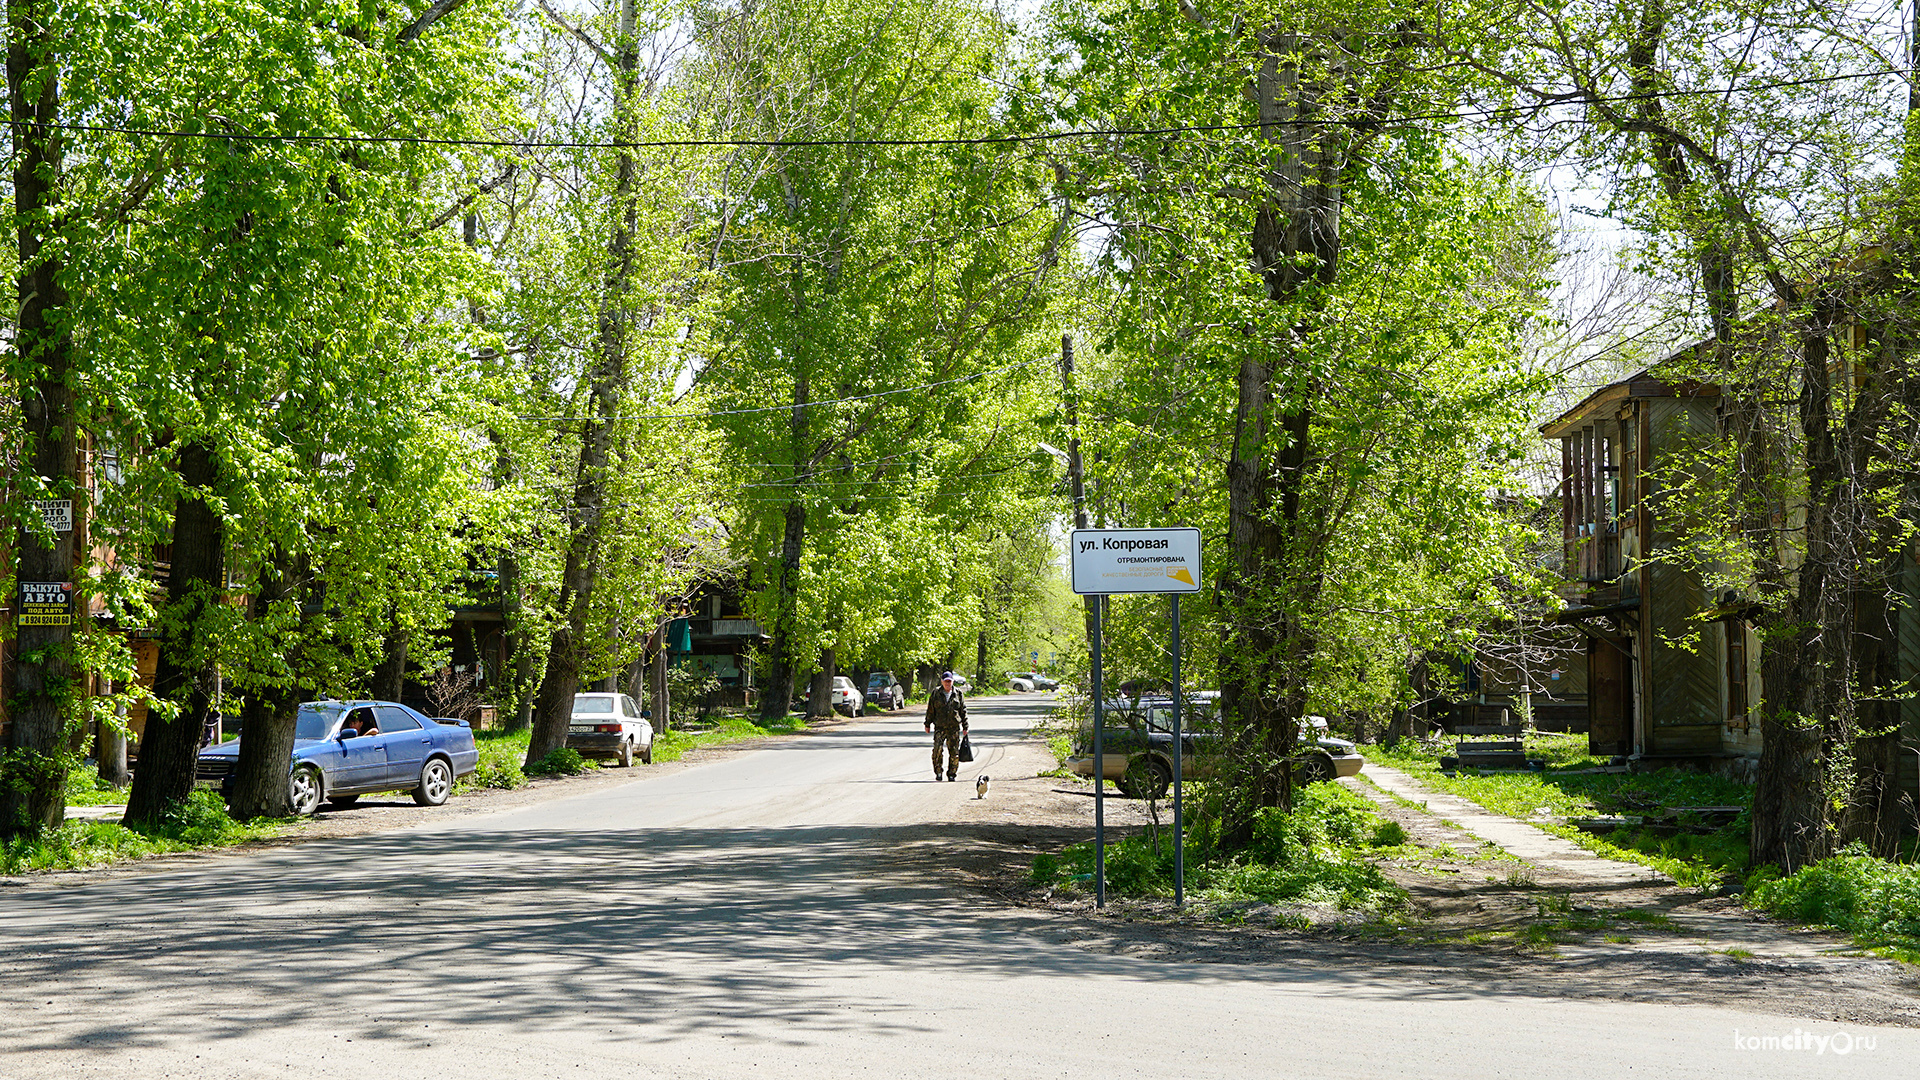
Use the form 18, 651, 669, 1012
652, 714, 807, 763
1747, 846, 1920, 960
1369, 736, 1750, 888
1, 789, 291, 874
63, 763, 131, 806
1031, 782, 1409, 920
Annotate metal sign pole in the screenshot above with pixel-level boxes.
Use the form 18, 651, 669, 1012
1171, 592, 1183, 907
1091, 592, 1106, 908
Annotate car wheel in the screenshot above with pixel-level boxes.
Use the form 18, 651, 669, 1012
326, 793, 359, 809
1121, 756, 1173, 800
289, 765, 324, 816
619, 738, 634, 768
1297, 752, 1336, 785
413, 758, 454, 806
640, 741, 653, 765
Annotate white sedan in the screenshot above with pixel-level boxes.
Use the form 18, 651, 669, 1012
565, 692, 655, 766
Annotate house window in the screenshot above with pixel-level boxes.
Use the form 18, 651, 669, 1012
1725, 621, 1749, 731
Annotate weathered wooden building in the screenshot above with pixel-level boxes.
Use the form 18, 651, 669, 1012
1542, 370, 1764, 771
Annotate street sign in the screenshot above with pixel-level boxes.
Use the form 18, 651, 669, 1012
1069, 528, 1202, 595
31, 499, 72, 533
19, 581, 73, 626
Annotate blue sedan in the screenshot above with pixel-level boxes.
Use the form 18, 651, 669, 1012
196, 699, 480, 815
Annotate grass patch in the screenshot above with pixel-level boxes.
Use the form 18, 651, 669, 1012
63, 763, 131, 807
525, 747, 594, 776
1369, 737, 1749, 888
651, 714, 807, 763
1, 789, 290, 874
1030, 782, 1408, 919
1747, 846, 1920, 960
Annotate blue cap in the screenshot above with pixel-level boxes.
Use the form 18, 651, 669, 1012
941, 671, 956, 681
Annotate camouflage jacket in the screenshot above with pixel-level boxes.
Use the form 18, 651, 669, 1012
925, 687, 968, 730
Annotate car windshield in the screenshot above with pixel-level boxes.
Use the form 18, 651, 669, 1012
295, 704, 345, 740
572, 696, 615, 714
866, 674, 888, 687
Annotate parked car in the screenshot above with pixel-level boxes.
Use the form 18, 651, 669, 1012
196, 699, 479, 815
865, 671, 905, 711
566, 692, 655, 766
1065, 697, 1364, 798
1006, 673, 1035, 692
828, 676, 864, 716
1006, 671, 1058, 692
947, 673, 972, 693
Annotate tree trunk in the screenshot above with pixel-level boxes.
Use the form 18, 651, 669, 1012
227, 550, 303, 821
806, 647, 835, 719
0, 0, 76, 839
649, 635, 669, 732
370, 613, 407, 701
93, 692, 130, 789
527, 0, 641, 768
1751, 303, 1842, 871
1217, 32, 1348, 831
125, 440, 227, 823
501, 535, 536, 733
760, 496, 808, 723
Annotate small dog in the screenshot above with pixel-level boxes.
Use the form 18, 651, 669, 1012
975, 775, 990, 800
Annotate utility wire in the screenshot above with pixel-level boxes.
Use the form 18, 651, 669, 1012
513, 356, 1044, 421
47, 66, 1910, 151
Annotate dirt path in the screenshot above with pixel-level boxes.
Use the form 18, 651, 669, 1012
939, 739, 1920, 1027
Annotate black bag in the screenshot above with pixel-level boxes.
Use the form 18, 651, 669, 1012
957, 733, 975, 762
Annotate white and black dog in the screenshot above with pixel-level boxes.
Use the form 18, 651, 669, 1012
975, 775, 990, 799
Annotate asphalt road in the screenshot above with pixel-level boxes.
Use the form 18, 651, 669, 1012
2, 693, 1915, 1079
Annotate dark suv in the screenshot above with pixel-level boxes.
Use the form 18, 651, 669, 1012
864, 671, 905, 711
1066, 695, 1364, 798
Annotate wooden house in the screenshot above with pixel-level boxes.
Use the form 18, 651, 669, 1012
1541, 370, 1764, 770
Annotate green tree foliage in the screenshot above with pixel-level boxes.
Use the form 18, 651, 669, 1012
0, 0, 519, 823
1035, 0, 1557, 828
698, 0, 1068, 715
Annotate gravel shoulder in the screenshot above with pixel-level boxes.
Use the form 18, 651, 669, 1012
905, 728, 1920, 1028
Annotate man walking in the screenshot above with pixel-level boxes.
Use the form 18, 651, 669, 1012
925, 671, 968, 781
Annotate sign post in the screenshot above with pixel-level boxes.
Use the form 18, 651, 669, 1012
1069, 528, 1201, 907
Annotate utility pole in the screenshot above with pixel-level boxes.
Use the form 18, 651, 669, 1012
1061, 333, 1107, 905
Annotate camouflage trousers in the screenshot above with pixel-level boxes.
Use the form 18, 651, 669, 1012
931, 726, 962, 777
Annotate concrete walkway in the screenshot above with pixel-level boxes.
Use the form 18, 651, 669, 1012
1358, 762, 1668, 886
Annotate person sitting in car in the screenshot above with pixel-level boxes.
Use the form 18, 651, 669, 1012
341, 711, 379, 738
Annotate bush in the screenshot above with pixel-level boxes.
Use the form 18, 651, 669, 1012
525, 747, 593, 776
1035, 781, 1406, 917
468, 758, 525, 790
1747, 846, 1920, 955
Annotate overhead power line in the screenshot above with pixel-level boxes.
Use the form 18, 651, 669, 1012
513, 356, 1044, 422
48, 66, 1910, 151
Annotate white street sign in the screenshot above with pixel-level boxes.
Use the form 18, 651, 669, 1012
1070, 528, 1202, 595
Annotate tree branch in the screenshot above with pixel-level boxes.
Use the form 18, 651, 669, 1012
416, 162, 520, 236
397, 0, 474, 44
534, 0, 615, 68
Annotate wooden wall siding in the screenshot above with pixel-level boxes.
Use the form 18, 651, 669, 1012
1644, 559, 1726, 753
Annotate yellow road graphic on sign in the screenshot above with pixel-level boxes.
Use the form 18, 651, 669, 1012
1167, 566, 1195, 586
